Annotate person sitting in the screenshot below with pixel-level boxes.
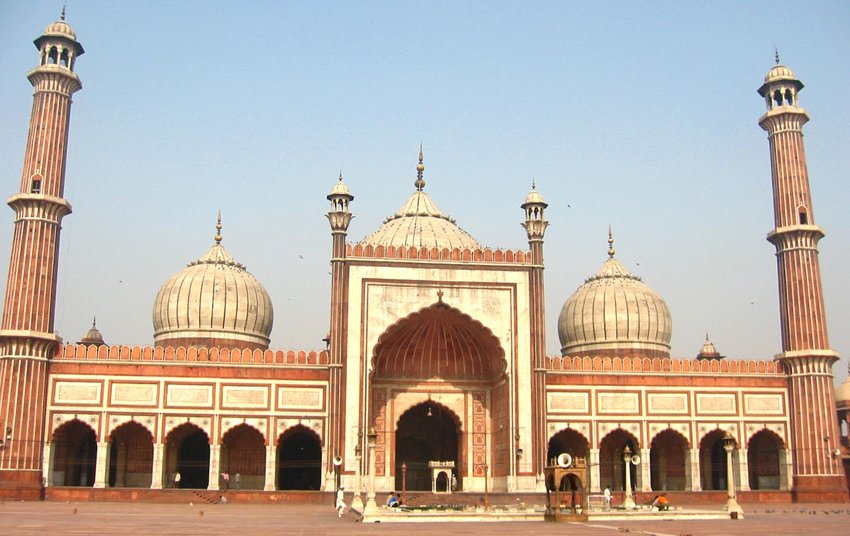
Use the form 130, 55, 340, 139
387, 491, 399, 508
657, 495, 669, 511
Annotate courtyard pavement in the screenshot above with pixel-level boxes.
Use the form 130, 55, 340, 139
2, 500, 849, 535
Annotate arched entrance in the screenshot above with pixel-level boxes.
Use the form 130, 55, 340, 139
53, 420, 96, 486
650, 429, 687, 491
108, 421, 153, 488
277, 425, 321, 490
748, 429, 782, 490
371, 300, 507, 487
221, 424, 265, 490
547, 428, 589, 465
699, 429, 732, 491
599, 429, 638, 492
166, 423, 210, 489
395, 401, 460, 491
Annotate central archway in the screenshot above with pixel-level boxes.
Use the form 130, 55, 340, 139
166, 423, 210, 489
395, 401, 460, 491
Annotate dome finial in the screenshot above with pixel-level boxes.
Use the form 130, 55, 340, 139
215, 210, 223, 245
92, 317, 97, 329
61, 4, 66, 21
415, 143, 426, 191
607, 225, 615, 258
531, 178, 536, 190
774, 45, 780, 65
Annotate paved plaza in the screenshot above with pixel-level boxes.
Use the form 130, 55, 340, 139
2, 501, 849, 535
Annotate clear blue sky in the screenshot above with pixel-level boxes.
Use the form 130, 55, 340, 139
1, 1, 848, 384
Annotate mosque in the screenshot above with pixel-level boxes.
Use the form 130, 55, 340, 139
0, 15, 848, 503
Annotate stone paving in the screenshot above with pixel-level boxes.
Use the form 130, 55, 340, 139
2, 501, 849, 535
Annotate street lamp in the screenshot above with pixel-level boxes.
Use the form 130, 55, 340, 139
401, 462, 407, 505
352, 440, 363, 511
622, 446, 636, 509
364, 427, 378, 514
722, 433, 744, 519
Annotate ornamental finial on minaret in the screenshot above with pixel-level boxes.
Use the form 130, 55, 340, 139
61, 5, 66, 21
774, 45, 780, 65
607, 225, 616, 258
215, 210, 222, 244
415, 143, 426, 191
327, 171, 354, 233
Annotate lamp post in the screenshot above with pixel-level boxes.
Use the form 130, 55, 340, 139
622, 446, 636, 509
722, 433, 744, 519
401, 462, 407, 505
364, 427, 378, 514
352, 441, 363, 511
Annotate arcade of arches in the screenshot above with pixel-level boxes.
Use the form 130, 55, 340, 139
46, 420, 323, 491
546, 426, 788, 493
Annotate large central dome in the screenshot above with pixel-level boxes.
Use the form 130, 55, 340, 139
152, 219, 273, 350
557, 233, 672, 358
359, 150, 480, 250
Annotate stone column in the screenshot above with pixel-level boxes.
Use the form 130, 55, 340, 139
42, 442, 54, 486
640, 448, 651, 492
264, 444, 276, 491
114, 443, 127, 487
151, 443, 164, 489
737, 448, 750, 491
208, 444, 220, 491
779, 448, 791, 490
622, 446, 636, 509
687, 448, 701, 491
93, 441, 110, 488
723, 433, 744, 518
589, 448, 601, 492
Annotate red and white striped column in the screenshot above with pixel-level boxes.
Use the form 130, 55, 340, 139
0, 16, 83, 497
758, 61, 845, 500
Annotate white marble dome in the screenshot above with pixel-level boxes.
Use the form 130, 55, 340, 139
360, 153, 480, 250
558, 240, 672, 358
152, 232, 273, 350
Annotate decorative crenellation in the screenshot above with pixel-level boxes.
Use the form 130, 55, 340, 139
547, 355, 782, 374
54, 344, 329, 366
346, 243, 531, 264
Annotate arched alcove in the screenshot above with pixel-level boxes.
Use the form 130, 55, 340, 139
53, 419, 97, 486
108, 421, 153, 488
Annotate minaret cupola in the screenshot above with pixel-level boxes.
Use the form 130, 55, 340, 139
521, 180, 548, 243
34, 8, 84, 72
327, 172, 354, 234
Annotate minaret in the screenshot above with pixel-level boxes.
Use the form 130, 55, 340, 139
325, 171, 353, 488
758, 57, 845, 499
521, 181, 548, 482
0, 14, 83, 496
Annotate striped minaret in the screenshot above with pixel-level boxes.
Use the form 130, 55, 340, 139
521, 182, 548, 480
758, 58, 845, 500
0, 14, 83, 497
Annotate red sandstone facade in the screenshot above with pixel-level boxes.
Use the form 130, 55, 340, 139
0, 17, 846, 503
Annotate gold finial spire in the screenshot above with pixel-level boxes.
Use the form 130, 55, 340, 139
607, 225, 615, 258
415, 143, 426, 191
215, 211, 222, 245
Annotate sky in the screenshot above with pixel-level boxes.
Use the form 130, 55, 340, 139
0, 1, 848, 385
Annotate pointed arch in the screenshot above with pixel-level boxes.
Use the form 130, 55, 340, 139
52, 419, 97, 487
221, 423, 266, 490
165, 422, 210, 489
599, 428, 639, 492
276, 424, 322, 490
747, 428, 784, 490
371, 301, 506, 381
649, 428, 688, 491
547, 427, 590, 466
107, 421, 153, 488
395, 401, 461, 492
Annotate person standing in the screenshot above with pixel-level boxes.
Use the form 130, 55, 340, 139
222, 472, 230, 491
234, 473, 241, 490
336, 486, 346, 517
174, 471, 181, 489
603, 486, 611, 511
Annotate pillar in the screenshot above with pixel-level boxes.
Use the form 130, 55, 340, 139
151, 442, 164, 489
264, 444, 276, 491
207, 444, 220, 491
640, 447, 651, 492
93, 441, 109, 488
737, 448, 750, 491
589, 448, 600, 492
42, 442, 54, 486
687, 448, 701, 491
